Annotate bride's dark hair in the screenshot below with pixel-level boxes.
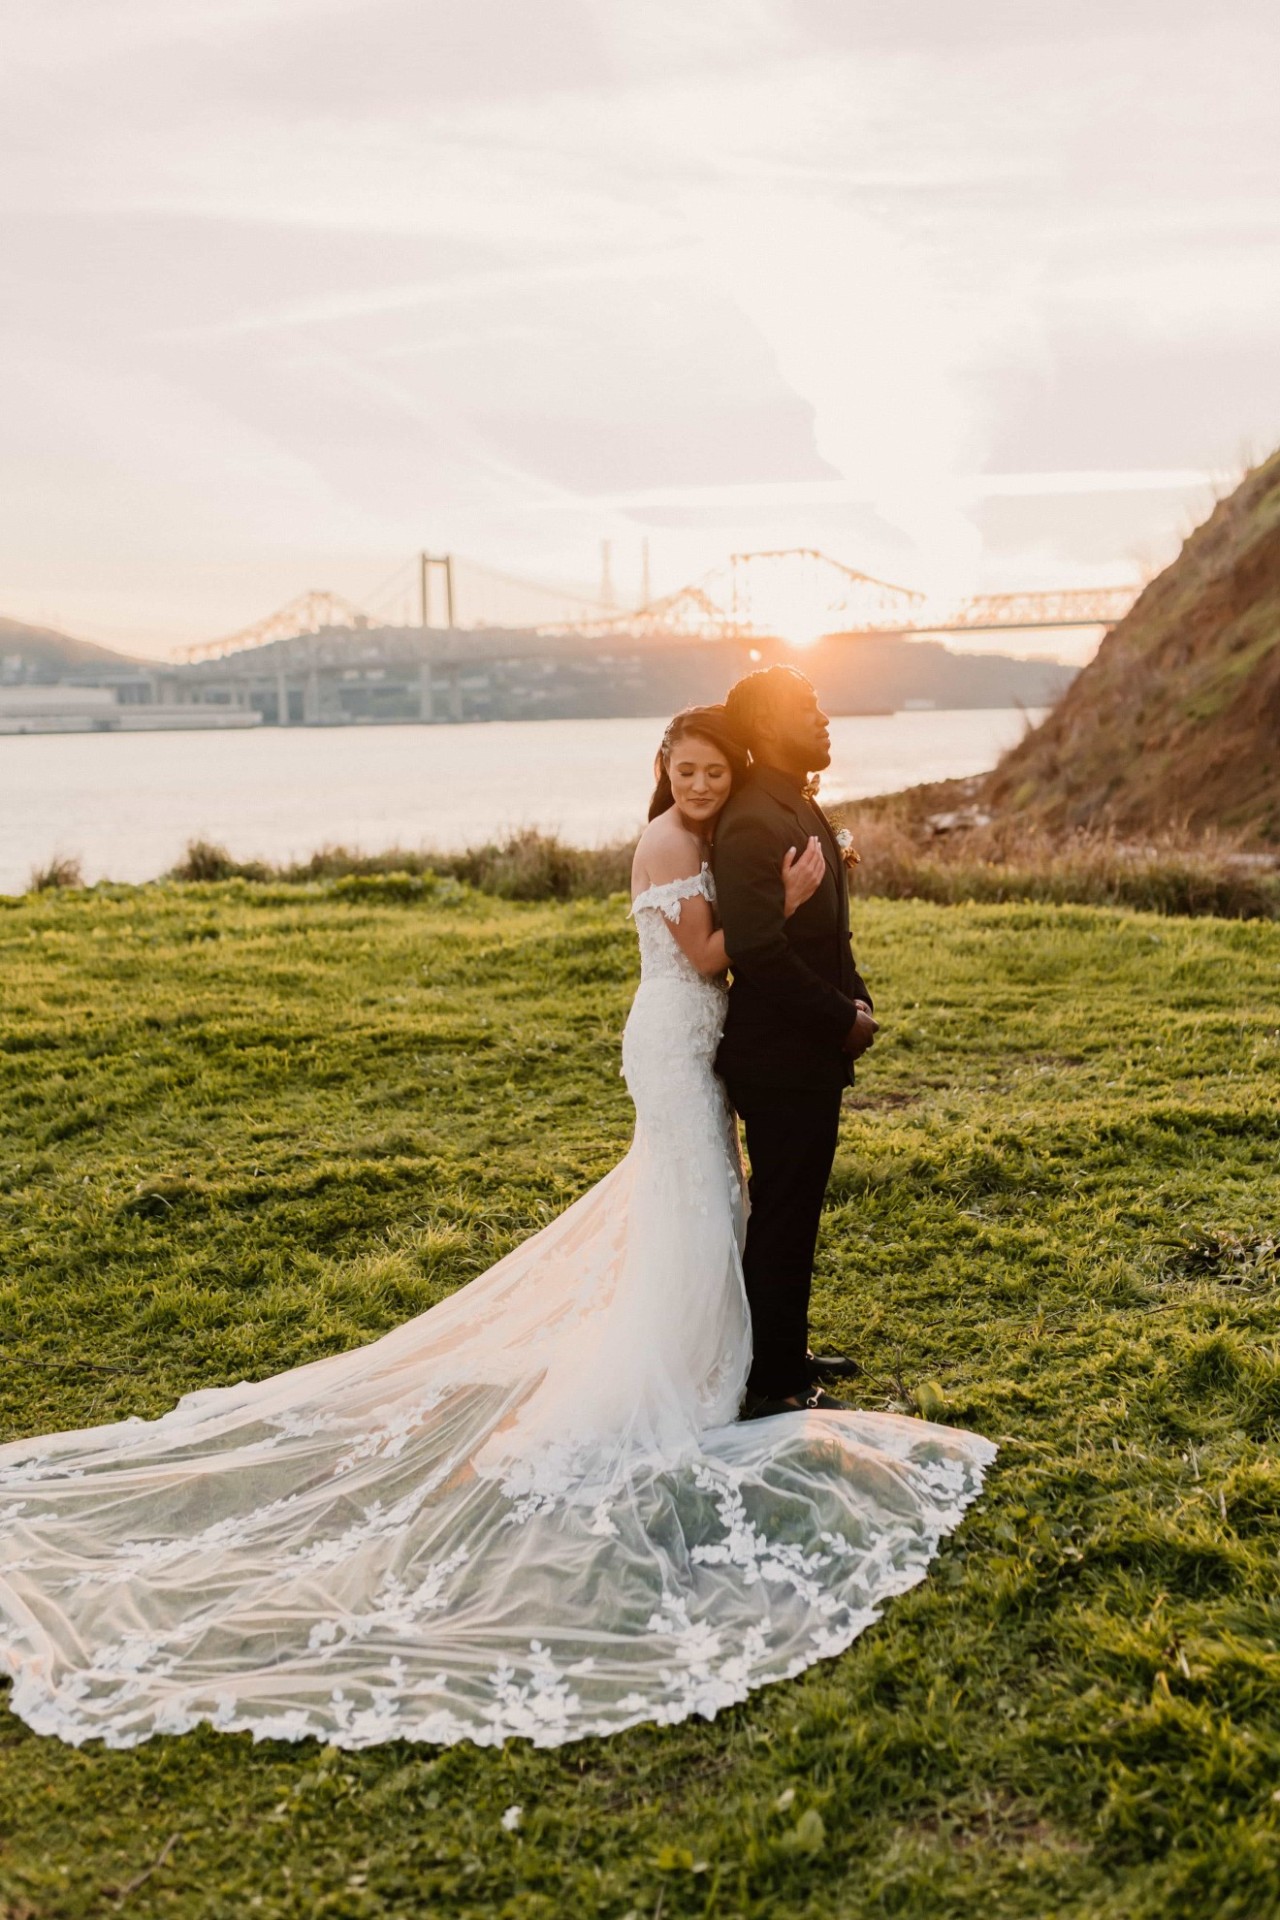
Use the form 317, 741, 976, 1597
648, 705, 749, 822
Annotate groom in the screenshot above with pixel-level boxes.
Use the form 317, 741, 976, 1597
714, 665, 878, 1419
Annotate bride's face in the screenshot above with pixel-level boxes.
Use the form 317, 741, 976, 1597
668, 733, 734, 827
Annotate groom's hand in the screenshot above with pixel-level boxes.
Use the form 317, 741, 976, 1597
844, 1006, 878, 1058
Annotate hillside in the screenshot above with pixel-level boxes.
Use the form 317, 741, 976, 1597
0, 615, 143, 679
984, 449, 1280, 844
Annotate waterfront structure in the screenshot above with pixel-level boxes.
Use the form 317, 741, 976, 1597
154, 623, 762, 726
0, 684, 260, 734
144, 622, 1076, 726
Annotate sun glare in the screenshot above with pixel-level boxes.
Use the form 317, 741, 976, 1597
732, 551, 865, 649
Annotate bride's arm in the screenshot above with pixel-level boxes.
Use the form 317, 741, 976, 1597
666, 892, 727, 977
637, 836, 827, 979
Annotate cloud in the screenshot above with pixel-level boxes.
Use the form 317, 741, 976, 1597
1, 0, 1276, 648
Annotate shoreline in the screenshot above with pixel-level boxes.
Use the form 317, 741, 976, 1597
0, 709, 1048, 894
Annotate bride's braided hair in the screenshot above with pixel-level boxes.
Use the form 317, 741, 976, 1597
648, 705, 749, 821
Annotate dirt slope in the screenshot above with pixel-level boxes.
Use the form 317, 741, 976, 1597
984, 449, 1280, 845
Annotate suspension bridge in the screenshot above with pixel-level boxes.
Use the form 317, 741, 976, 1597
177, 549, 1138, 663
152, 548, 1129, 728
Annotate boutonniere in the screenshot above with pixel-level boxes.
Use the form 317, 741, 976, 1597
834, 827, 861, 868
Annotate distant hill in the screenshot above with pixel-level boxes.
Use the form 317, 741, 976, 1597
0, 615, 144, 679
983, 450, 1280, 845
133, 620, 1079, 722
0, 607, 1074, 718
788, 630, 1076, 714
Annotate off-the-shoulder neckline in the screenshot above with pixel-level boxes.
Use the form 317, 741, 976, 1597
628, 861, 712, 917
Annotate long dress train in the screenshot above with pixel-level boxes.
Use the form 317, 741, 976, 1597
0, 867, 995, 1750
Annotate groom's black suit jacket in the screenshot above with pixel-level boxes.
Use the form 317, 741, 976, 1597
712, 765, 872, 1094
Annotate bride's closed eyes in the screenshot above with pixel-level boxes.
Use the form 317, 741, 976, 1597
669, 740, 734, 820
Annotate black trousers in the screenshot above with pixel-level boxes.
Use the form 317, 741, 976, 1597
726, 1081, 844, 1400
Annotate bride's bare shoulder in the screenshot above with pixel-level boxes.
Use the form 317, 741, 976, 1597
631, 814, 705, 893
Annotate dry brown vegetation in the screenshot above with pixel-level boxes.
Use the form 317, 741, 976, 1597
25, 853, 85, 893
167, 829, 636, 901
828, 801, 1280, 920
164, 822, 1280, 922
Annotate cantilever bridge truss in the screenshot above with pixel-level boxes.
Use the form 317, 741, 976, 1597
178, 550, 1138, 662
544, 551, 1136, 644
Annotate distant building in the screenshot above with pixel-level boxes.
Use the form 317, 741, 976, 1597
0, 684, 260, 734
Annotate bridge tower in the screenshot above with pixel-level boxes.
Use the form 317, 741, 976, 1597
418, 553, 455, 630
418, 553, 460, 723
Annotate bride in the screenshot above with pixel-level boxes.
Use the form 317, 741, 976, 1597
0, 706, 994, 1752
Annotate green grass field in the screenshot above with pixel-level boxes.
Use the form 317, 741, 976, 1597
2, 880, 1278, 1920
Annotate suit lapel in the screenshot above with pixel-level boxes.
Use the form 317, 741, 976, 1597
750, 764, 808, 824
750, 767, 841, 916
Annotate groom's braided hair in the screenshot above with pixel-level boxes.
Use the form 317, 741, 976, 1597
722, 665, 813, 755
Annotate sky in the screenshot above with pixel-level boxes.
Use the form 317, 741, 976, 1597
1, 0, 1277, 663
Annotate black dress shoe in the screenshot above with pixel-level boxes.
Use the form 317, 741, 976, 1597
806, 1350, 860, 1382
740, 1385, 848, 1421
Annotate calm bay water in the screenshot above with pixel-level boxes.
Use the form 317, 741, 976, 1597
0, 709, 1042, 894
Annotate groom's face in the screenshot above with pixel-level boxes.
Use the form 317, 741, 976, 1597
769, 681, 831, 774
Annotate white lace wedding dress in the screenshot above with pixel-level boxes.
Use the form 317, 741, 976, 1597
0, 866, 995, 1751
